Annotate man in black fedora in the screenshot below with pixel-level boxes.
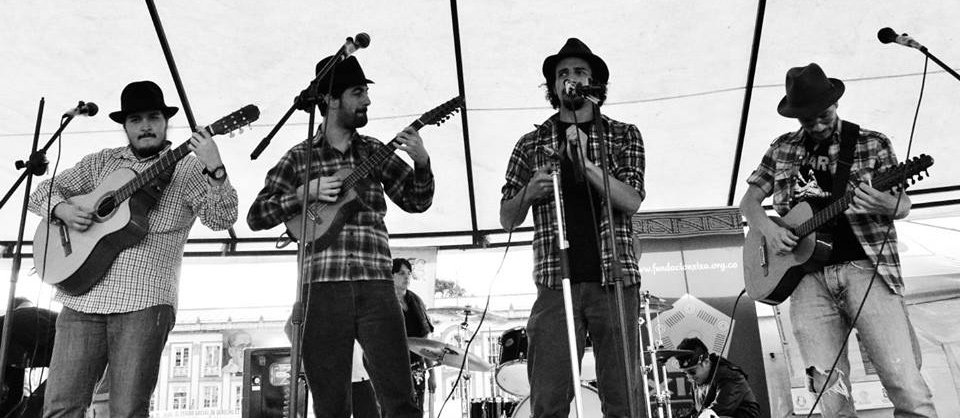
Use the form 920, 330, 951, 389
740, 63, 937, 416
672, 337, 759, 418
28, 80, 238, 417
500, 38, 645, 417
247, 55, 433, 418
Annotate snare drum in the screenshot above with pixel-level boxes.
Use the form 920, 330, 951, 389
496, 327, 529, 396
511, 385, 601, 418
470, 398, 517, 418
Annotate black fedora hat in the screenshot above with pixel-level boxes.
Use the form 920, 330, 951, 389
542, 38, 609, 84
777, 63, 845, 119
109, 81, 179, 124
314, 55, 374, 95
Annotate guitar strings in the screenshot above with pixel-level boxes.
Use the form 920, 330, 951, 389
805, 55, 928, 417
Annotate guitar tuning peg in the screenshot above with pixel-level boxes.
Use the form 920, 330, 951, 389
229, 132, 235, 138
238, 126, 244, 134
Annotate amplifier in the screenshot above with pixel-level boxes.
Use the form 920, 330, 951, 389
242, 347, 308, 418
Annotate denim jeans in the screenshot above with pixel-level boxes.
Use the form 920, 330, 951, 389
527, 283, 641, 418
42, 305, 175, 418
790, 260, 937, 417
300, 281, 420, 418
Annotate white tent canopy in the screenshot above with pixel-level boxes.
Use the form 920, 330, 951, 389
2, 1, 958, 244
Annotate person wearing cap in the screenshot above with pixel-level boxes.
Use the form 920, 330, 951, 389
672, 337, 760, 418
27, 80, 238, 417
247, 55, 432, 418
739, 63, 936, 416
499, 38, 645, 417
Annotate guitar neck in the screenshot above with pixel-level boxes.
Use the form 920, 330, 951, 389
792, 192, 856, 238
340, 119, 427, 190
113, 127, 212, 203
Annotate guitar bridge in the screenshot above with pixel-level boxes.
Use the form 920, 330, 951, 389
759, 236, 768, 276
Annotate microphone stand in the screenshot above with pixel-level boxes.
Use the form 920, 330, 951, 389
547, 160, 587, 418
580, 92, 640, 418
0, 99, 71, 392
914, 46, 960, 83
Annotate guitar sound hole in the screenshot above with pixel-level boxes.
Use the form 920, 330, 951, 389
97, 196, 117, 218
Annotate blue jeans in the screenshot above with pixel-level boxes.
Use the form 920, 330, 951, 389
42, 305, 175, 418
790, 260, 937, 417
527, 283, 640, 418
300, 281, 420, 418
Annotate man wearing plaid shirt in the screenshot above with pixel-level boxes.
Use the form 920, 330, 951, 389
740, 63, 936, 417
499, 38, 644, 418
247, 55, 432, 418
28, 80, 238, 418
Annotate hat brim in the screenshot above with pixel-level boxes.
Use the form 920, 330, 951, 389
109, 106, 179, 124
777, 78, 845, 119
542, 53, 609, 84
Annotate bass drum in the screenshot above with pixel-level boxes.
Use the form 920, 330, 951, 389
511, 385, 602, 418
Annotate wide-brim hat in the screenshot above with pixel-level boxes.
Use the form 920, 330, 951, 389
777, 63, 845, 119
109, 81, 179, 124
314, 55, 374, 95
542, 38, 609, 84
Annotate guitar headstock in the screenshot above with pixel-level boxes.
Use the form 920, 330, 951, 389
419, 96, 464, 127
208, 105, 261, 136
873, 154, 934, 192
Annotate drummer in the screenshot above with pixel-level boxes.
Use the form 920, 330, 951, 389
392, 258, 435, 412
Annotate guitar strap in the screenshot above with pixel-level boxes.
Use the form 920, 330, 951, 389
832, 120, 860, 199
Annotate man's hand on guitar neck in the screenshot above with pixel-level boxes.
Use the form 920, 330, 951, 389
849, 181, 911, 219
396, 127, 430, 167
53, 202, 94, 232
295, 176, 343, 204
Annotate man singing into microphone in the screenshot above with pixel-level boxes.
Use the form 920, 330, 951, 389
499, 38, 645, 417
739, 63, 937, 416
28, 80, 238, 417
247, 55, 432, 418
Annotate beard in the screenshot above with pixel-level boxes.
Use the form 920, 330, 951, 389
340, 108, 369, 129
560, 93, 586, 111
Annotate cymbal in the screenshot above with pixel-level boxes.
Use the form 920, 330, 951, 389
640, 295, 673, 313
427, 306, 507, 322
643, 348, 695, 362
407, 337, 493, 372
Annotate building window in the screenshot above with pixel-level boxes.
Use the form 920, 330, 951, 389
171, 386, 189, 410
233, 384, 243, 412
172, 345, 191, 378
202, 384, 220, 409
202, 343, 222, 376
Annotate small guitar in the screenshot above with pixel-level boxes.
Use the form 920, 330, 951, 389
33, 105, 260, 295
743, 154, 933, 305
285, 96, 463, 250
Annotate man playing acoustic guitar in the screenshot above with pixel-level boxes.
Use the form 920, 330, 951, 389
739, 63, 936, 417
247, 56, 433, 418
28, 80, 238, 418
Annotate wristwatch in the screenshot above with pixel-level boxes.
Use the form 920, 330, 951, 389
203, 165, 227, 181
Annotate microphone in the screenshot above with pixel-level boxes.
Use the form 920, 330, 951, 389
63, 101, 98, 117
563, 80, 604, 97
877, 27, 925, 50
342, 32, 371, 57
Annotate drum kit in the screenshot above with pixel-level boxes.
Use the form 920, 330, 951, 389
412, 294, 690, 418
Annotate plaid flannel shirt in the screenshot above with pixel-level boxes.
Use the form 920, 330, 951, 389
246, 132, 434, 283
745, 120, 905, 294
500, 114, 645, 289
28, 144, 239, 314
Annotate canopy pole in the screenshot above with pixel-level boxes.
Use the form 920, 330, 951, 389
727, 0, 767, 206
449, 0, 482, 246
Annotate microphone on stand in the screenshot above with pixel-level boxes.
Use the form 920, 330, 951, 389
877, 27, 925, 51
563, 80, 604, 97
341, 32, 371, 58
63, 101, 98, 117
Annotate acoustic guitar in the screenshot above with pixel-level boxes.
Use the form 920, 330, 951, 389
285, 96, 463, 250
743, 154, 933, 305
33, 105, 260, 295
